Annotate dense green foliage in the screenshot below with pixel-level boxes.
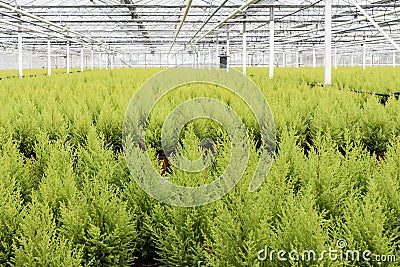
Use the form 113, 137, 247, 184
0, 67, 399, 266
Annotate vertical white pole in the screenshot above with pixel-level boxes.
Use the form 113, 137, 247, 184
269, 3, 275, 79
351, 53, 354, 67
66, 41, 70, 74
313, 48, 316, 68
216, 35, 219, 69
47, 40, 51, 76
80, 48, 84, 72
111, 53, 114, 69
99, 52, 103, 69
393, 52, 396, 67
18, 32, 23, 78
199, 51, 202, 68
296, 49, 299, 68
167, 53, 170, 68
203, 50, 206, 69
105, 53, 109, 70
324, 0, 332, 84
202, 49, 205, 68
91, 48, 94, 70
282, 51, 286, 68
243, 20, 247, 76
198, 51, 201, 68
334, 47, 337, 69
262, 51, 265, 67
362, 44, 366, 70
181, 52, 184, 67
227, 30, 230, 73
208, 47, 211, 70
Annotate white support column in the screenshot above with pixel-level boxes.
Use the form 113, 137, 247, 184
99, 52, 103, 69
334, 47, 337, 69
66, 41, 70, 74
324, 0, 332, 84
242, 19, 247, 76
312, 48, 316, 68
47, 40, 51, 76
105, 53, 109, 70
393, 52, 396, 67
91, 48, 94, 70
362, 44, 366, 70
80, 48, 84, 72
282, 51, 286, 68
351, 53, 354, 67
262, 51, 265, 67
216, 35, 219, 69
18, 32, 23, 78
296, 49, 299, 68
181, 52, 184, 67
202, 49, 205, 68
111, 53, 114, 69
226, 29, 230, 73
208, 47, 211, 70
269, 3, 275, 79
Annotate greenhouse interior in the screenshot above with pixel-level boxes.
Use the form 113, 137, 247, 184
0, 0, 399, 266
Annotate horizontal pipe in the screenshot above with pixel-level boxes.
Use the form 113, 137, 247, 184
0, 2, 112, 50
17, 4, 398, 9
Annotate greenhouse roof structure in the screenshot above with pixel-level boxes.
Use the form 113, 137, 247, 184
0, 0, 399, 82
1, 0, 399, 52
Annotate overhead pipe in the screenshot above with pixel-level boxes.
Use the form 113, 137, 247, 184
255, 6, 400, 47
18, 4, 399, 9
276, 16, 400, 47
194, 0, 259, 44
0, 2, 114, 51
187, 0, 229, 44
349, 0, 400, 53
0, 18, 99, 50
0, 2, 104, 45
169, 0, 193, 53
